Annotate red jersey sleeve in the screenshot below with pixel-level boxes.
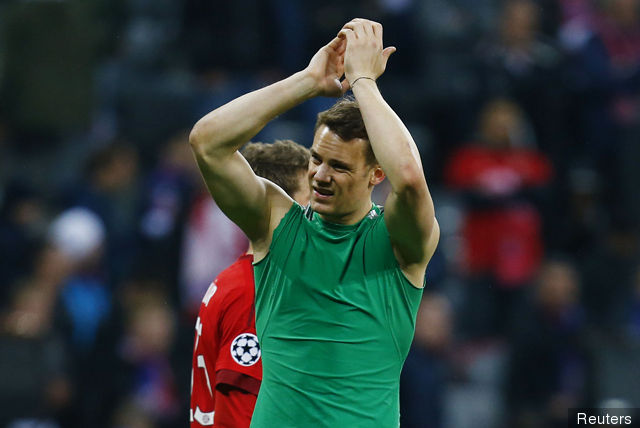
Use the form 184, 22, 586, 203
190, 254, 262, 428
211, 388, 258, 428
214, 257, 262, 390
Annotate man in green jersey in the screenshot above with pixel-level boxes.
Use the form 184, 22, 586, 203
190, 18, 439, 427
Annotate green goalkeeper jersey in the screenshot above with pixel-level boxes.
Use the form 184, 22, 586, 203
251, 203, 423, 427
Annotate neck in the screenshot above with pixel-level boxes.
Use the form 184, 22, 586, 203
318, 200, 374, 225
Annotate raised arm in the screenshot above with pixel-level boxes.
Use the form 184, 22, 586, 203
340, 19, 439, 286
189, 36, 348, 247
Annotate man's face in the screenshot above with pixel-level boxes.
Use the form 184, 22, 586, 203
308, 125, 376, 224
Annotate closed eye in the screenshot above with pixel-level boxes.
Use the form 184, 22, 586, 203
311, 152, 322, 164
310, 150, 350, 172
330, 162, 350, 172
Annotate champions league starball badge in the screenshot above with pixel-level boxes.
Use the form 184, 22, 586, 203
230, 333, 261, 366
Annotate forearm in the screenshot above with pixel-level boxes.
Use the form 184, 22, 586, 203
190, 71, 317, 160
340, 18, 437, 271
352, 80, 425, 193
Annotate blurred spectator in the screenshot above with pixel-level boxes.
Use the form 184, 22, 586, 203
581, 214, 640, 328
49, 207, 109, 355
69, 143, 141, 285
418, 0, 497, 47
547, 165, 607, 258
120, 293, 180, 425
563, 0, 640, 212
0, 181, 48, 304
473, 0, 567, 158
0, 283, 73, 427
43, 206, 113, 424
118, 0, 182, 70
46, 206, 114, 427
445, 339, 508, 428
111, 399, 155, 428
179, 189, 248, 317
138, 130, 201, 307
96, 289, 181, 428
507, 259, 593, 427
445, 98, 553, 336
401, 293, 454, 428
557, 0, 596, 24
414, 0, 498, 153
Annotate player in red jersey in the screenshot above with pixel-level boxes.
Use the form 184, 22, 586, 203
190, 140, 310, 427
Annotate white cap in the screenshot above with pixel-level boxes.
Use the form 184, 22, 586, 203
49, 207, 106, 260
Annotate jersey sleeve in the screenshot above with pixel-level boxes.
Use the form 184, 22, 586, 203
191, 256, 262, 427
212, 388, 257, 428
214, 287, 262, 393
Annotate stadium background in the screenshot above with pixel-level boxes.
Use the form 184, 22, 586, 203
1, 0, 639, 427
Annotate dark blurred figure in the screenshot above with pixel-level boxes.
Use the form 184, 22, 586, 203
563, 0, 640, 215
111, 399, 155, 428
48, 207, 109, 356
586, 262, 640, 421
445, 98, 553, 337
415, 0, 500, 151
69, 143, 141, 285
581, 214, 640, 329
0, 269, 74, 426
507, 259, 593, 428
401, 293, 454, 428
92, 286, 181, 428
0, 181, 48, 305
43, 207, 112, 427
547, 165, 607, 258
138, 130, 201, 308
473, 0, 567, 160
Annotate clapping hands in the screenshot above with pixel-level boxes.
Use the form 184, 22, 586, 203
304, 18, 395, 97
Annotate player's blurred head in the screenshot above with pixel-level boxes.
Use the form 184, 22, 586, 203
478, 98, 527, 149
241, 140, 310, 205
501, 0, 540, 45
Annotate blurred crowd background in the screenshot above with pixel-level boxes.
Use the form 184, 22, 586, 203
1, 0, 639, 427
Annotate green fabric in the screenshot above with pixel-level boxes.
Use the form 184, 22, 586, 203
252, 203, 423, 427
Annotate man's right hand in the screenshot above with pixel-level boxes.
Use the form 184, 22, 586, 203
303, 36, 349, 97
339, 18, 396, 88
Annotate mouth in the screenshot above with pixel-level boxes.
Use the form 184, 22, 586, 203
313, 186, 334, 200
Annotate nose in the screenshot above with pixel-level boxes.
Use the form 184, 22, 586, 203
313, 163, 332, 184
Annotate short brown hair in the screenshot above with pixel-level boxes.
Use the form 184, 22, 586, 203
241, 139, 310, 196
314, 96, 376, 165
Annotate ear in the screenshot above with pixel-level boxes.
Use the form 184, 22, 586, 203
369, 165, 386, 186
